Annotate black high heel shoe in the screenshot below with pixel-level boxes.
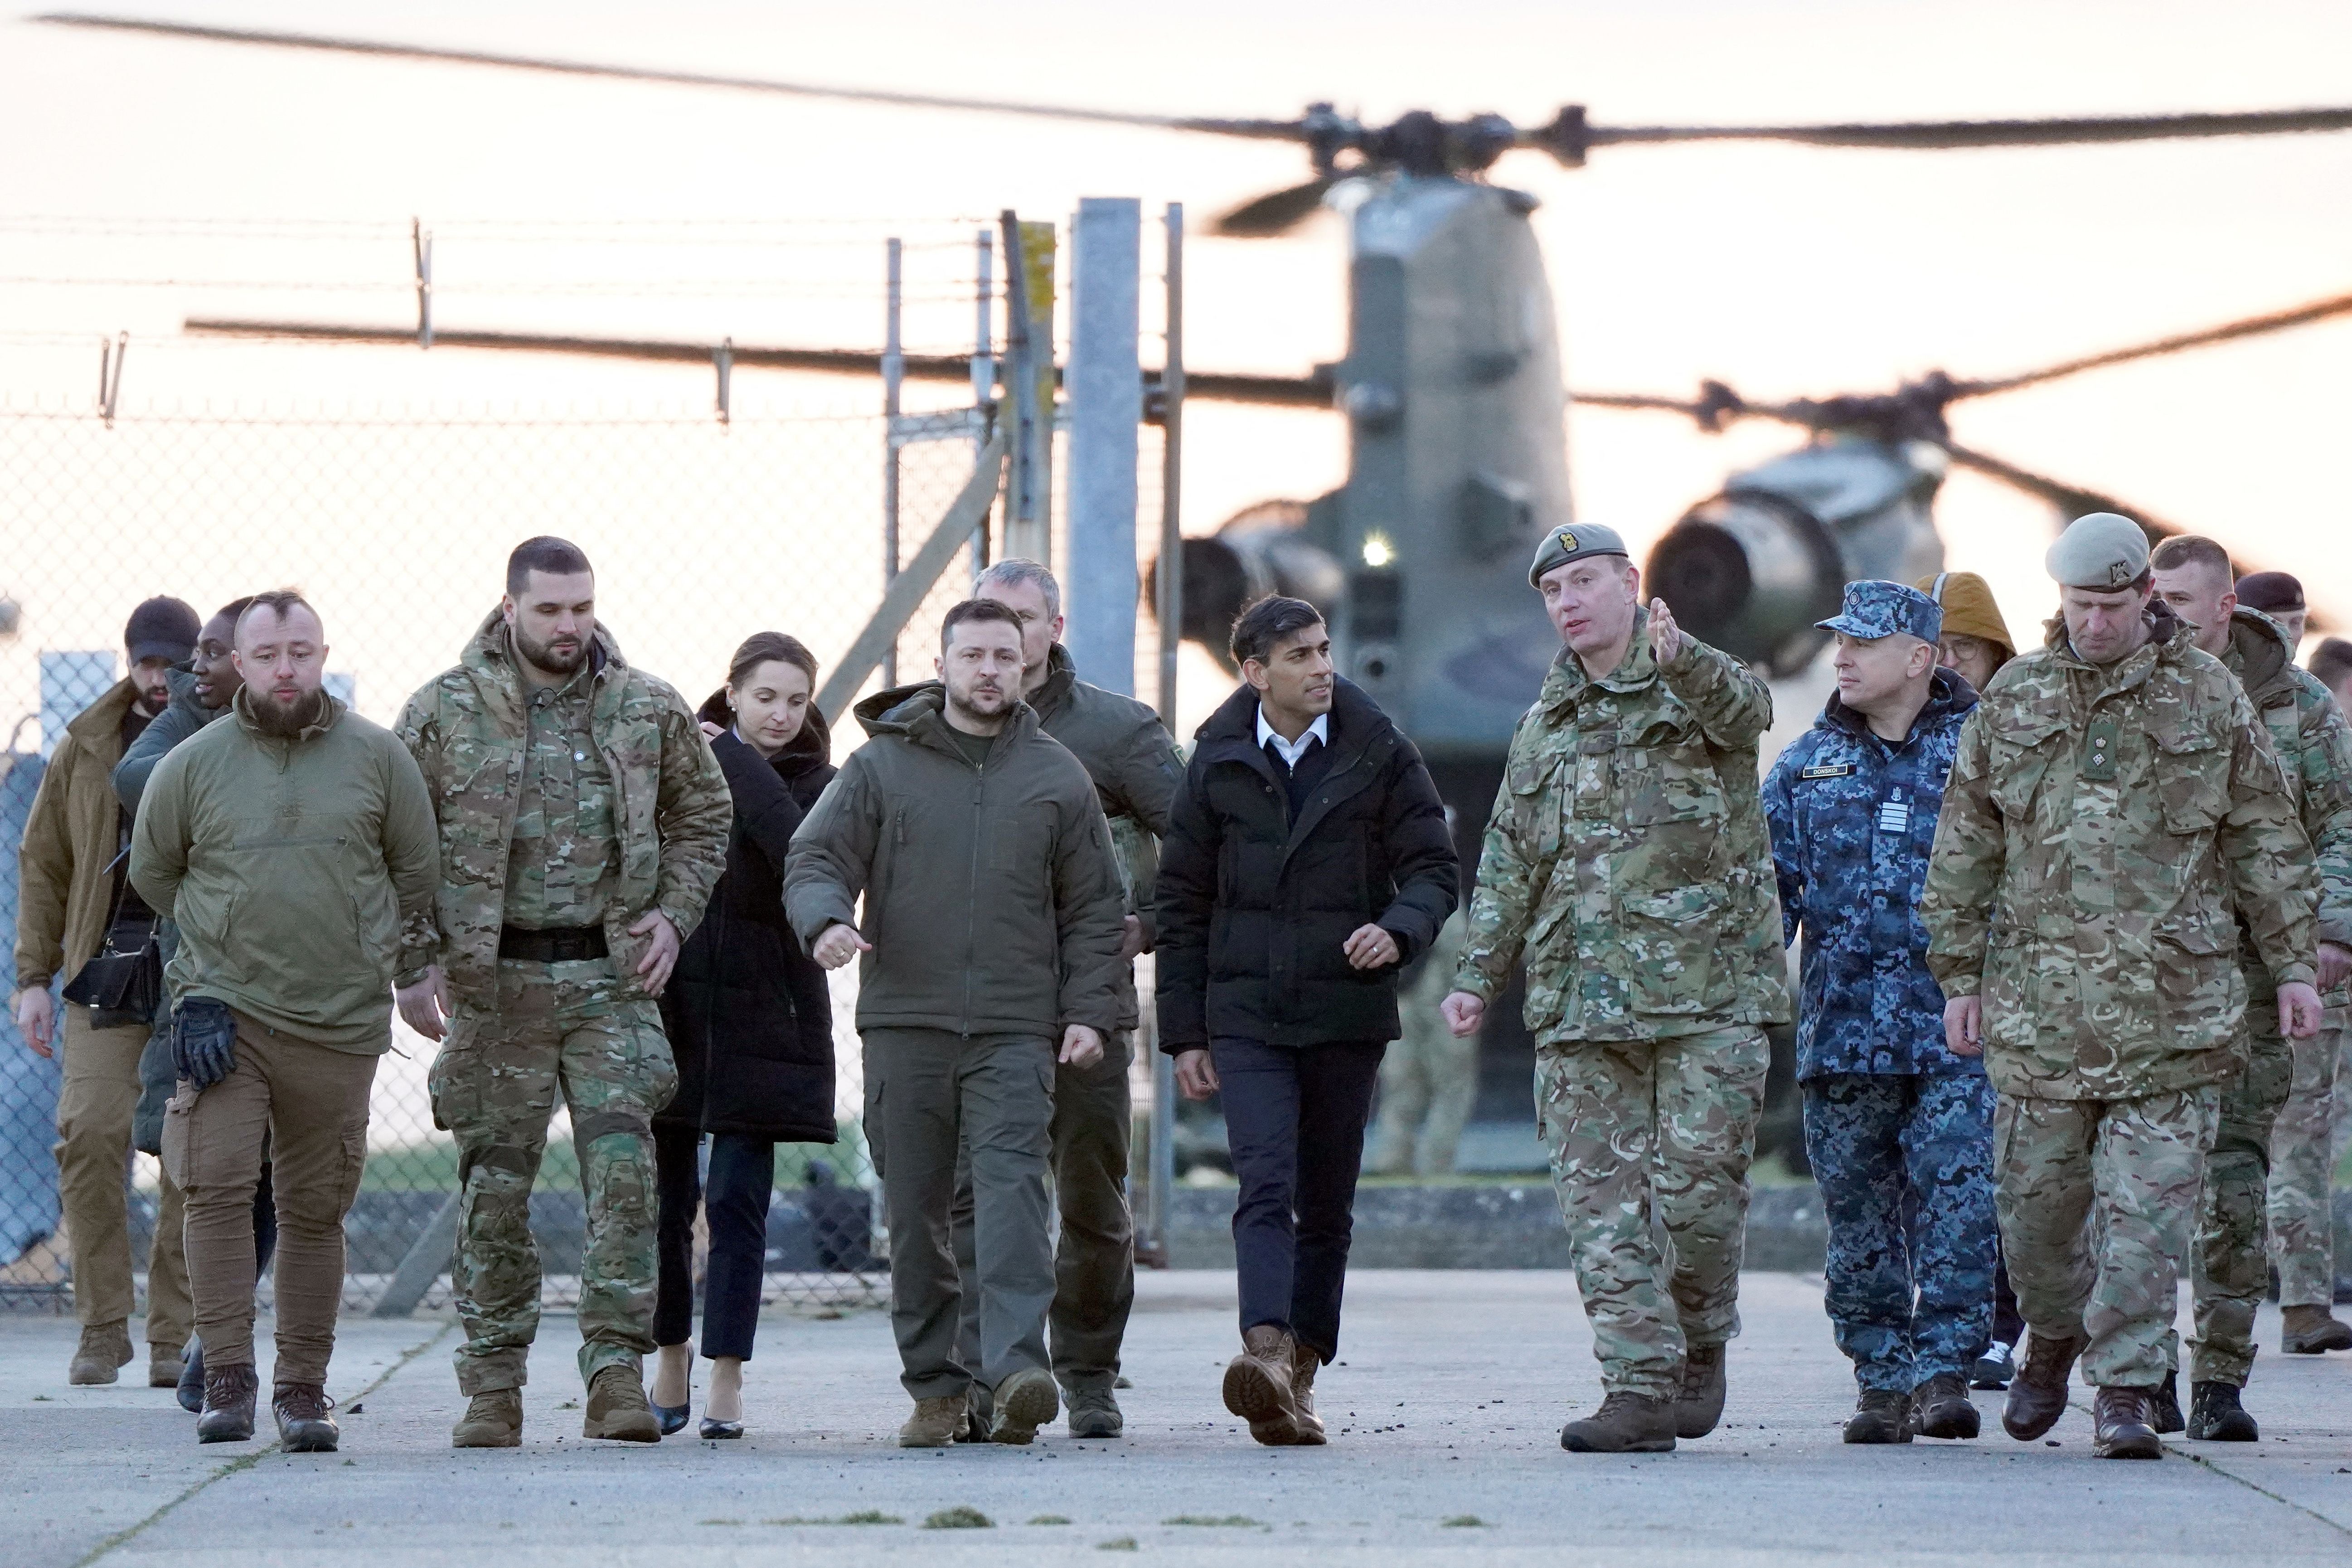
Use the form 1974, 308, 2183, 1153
698, 1414, 744, 1440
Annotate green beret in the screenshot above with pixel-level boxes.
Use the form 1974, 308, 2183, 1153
1528, 523, 1630, 588
2046, 512, 2150, 590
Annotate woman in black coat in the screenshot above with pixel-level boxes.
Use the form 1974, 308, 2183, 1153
647, 633, 838, 1439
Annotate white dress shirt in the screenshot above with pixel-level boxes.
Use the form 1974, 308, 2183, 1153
1256, 706, 1329, 767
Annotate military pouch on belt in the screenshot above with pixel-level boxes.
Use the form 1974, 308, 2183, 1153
2081, 717, 2120, 783
169, 996, 238, 1092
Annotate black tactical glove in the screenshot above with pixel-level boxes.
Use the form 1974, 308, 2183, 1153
170, 997, 238, 1091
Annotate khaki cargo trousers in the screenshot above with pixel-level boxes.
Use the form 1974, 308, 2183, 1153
57, 1003, 191, 1348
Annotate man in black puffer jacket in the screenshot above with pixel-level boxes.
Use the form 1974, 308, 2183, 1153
1156, 595, 1457, 1447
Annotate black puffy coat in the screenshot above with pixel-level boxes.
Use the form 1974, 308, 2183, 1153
655, 692, 839, 1143
1155, 679, 1458, 1051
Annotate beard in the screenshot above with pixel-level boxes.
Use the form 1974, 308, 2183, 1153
945, 678, 1010, 727
251, 687, 324, 738
514, 623, 589, 677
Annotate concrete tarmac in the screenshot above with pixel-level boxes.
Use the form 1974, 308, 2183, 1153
5, 1270, 2349, 1567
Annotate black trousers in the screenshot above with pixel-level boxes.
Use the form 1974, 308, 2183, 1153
1212, 1037, 1386, 1362
652, 1125, 775, 1361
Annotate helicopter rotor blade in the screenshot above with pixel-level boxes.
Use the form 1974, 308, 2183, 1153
1557, 106, 2352, 160
1212, 178, 1343, 238
34, 13, 1310, 140
1943, 444, 2182, 541
1950, 287, 2352, 399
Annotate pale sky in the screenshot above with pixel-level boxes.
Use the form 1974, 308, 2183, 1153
6, 0, 2351, 711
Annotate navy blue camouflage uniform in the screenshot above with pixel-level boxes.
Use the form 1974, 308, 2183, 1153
1764, 593, 1995, 1394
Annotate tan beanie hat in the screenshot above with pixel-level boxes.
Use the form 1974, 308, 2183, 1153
1913, 571, 2016, 660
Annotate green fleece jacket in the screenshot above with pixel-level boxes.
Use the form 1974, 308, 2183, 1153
130, 689, 440, 1052
783, 684, 1127, 1039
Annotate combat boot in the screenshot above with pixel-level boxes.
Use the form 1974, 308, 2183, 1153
1067, 1385, 1123, 1439
1843, 1388, 1912, 1444
1288, 1342, 1327, 1447
148, 1342, 185, 1389
1673, 1343, 1727, 1438
582, 1364, 660, 1442
196, 1362, 258, 1443
899, 1395, 966, 1448
68, 1320, 132, 1386
2280, 1304, 2352, 1354
1222, 1326, 1301, 1446
2149, 1369, 2183, 1434
2090, 1386, 2162, 1460
2000, 1331, 2082, 1441
273, 1383, 339, 1453
989, 1366, 1059, 1445
2186, 1381, 2259, 1442
451, 1388, 523, 1448
961, 1383, 994, 1443
1560, 1391, 1677, 1453
1907, 1373, 1980, 1440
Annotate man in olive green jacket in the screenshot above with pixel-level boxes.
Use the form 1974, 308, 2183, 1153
1445, 524, 1790, 1456
133, 592, 438, 1450
785, 598, 1126, 1449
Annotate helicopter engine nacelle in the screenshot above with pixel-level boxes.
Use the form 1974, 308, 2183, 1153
1648, 434, 1949, 676
1159, 499, 1347, 668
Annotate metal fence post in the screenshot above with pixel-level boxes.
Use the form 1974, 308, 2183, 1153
882, 237, 904, 688
998, 212, 1057, 564
1145, 201, 1185, 1268
1063, 198, 1141, 694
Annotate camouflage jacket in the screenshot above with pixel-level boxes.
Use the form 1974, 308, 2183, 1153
2221, 608, 2352, 1001
1453, 611, 1792, 1045
1920, 608, 2318, 1100
1765, 667, 1982, 1080
394, 609, 732, 1009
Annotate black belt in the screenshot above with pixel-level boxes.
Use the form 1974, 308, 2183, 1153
498, 925, 608, 963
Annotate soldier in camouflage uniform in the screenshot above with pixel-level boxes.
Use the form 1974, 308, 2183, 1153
1445, 524, 1790, 1455
2150, 538, 2352, 1434
1763, 581, 1993, 1446
394, 538, 731, 1449
1367, 908, 1482, 1177
1922, 513, 2323, 1461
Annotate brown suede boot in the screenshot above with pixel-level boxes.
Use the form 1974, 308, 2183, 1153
272, 1382, 339, 1453
196, 1362, 259, 1444
452, 1388, 524, 1448
2001, 1331, 2083, 1441
148, 1343, 185, 1389
1560, 1391, 1677, 1453
582, 1364, 660, 1442
899, 1395, 967, 1448
1289, 1341, 1327, 1446
68, 1320, 133, 1386
1222, 1325, 1301, 1446
2280, 1304, 2352, 1354
2091, 1385, 2163, 1460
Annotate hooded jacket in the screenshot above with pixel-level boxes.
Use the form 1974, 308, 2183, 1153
394, 609, 732, 1008
1154, 678, 1458, 1051
782, 683, 1126, 1039
1765, 667, 1981, 1080
15, 678, 145, 993
115, 662, 220, 816
1923, 605, 2318, 1099
656, 691, 839, 1142
129, 690, 440, 1051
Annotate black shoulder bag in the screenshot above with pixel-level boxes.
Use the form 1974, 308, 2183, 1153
61, 847, 163, 1029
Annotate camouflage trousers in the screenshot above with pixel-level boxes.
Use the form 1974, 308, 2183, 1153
1994, 1087, 2220, 1388
2267, 1022, 2351, 1308
1365, 1023, 1481, 1177
1802, 1072, 1997, 1390
2186, 1018, 2293, 1385
429, 958, 677, 1394
1536, 1026, 1768, 1401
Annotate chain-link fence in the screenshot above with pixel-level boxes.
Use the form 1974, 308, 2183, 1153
0, 394, 1023, 1315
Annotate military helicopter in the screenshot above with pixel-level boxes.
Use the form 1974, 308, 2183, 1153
42, 14, 2352, 1149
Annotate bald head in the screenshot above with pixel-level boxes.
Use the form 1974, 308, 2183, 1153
232, 592, 329, 735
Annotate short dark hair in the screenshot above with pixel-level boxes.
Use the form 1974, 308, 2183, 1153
213, 595, 256, 626
727, 631, 819, 691
235, 589, 320, 641
507, 536, 594, 597
939, 597, 1022, 653
2309, 637, 2352, 690
1230, 595, 1325, 666
2149, 535, 2232, 581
